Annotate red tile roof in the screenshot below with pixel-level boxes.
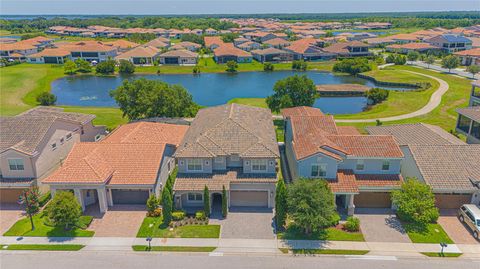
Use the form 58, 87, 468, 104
213, 44, 252, 57
329, 170, 403, 193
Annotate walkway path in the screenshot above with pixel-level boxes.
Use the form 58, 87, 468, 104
408, 61, 478, 80
335, 70, 449, 123
2, 236, 479, 257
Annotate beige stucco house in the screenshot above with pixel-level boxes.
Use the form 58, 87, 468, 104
0, 107, 105, 204
173, 104, 280, 214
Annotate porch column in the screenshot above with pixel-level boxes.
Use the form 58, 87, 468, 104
50, 187, 57, 198
74, 189, 85, 211
107, 189, 113, 207
347, 194, 355, 216
97, 187, 108, 213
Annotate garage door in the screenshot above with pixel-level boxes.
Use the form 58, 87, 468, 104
111, 189, 149, 205
0, 189, 24, 204
355, 192, 391, 208
435, 194, 471, 209
230, 191, 268, 207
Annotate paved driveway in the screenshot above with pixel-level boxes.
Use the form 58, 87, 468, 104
86, 205, 146, 237
211, 207, 275, 239
0, 204, 24, 235
438, 210, 478, 244
355, 208, 411, 243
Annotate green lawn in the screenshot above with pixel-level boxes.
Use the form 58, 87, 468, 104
4, 244, 85, 251
136, 216, 220, 238
278, 225, 365, 241
403, 223, 454, 244
228, 98, 269, 109
421, 252, 462, 258
3, 214, 94, 237
291, 249, 369, 255
132, 245, 216, 252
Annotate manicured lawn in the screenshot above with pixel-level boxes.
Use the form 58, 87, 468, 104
228, 98, 269, 109
278, 225, 365, 241
403, 223, 454, 244
3, 214, 94, 237
421, 252, 462, 258
136, 216, 220, 238
132, 245, 217, 252
292, 249, 369, 255
4, 244, 85, 251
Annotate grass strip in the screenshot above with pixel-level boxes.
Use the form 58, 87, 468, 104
292, 249, 369, 255
421, 252, 462, 258
132, 245, 216, 252
4, 244, 84, 251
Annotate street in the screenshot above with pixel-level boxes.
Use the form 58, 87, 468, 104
1, 251, 479, 269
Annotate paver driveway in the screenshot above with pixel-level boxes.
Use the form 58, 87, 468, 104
211, 207, 275, 239
86, 205, 146, 237
0, 204, 24, 234
438, 210, 478, 244
355, 208, 411, 243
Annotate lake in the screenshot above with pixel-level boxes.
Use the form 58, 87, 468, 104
51, 71, 412, 114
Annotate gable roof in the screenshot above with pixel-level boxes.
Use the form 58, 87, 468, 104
115, 45, 160, 59
366, 123, 465, 146
213, 44, 252, 57
175, 104, 279, 159
323, 41, 369, 55
104, 121, 188, 146
251, 47, 290, 55
427, 34, 472, 44
144, 38, 169, 48
159, 49, 198, 58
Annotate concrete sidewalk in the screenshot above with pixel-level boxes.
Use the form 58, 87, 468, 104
2, 236, 478, 257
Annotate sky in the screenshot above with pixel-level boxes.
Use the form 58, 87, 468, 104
1, 0, 479, 15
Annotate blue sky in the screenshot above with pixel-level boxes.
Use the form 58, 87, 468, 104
1, 0, 479, 15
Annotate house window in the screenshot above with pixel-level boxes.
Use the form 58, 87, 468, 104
8, 159, 24, 171
187, 159, 202, 171
187, 193, 203, 201
66, 133, 72, 140
230, 155, 239, 162
214, 157, 223, 163
382, 161, 390, 171
60, 138, 65, 144
95, 134, 101, 141
251, 159, 267, 171
311, 164, 327, 177
51, 143, 57, 150
356, 160, 365, 171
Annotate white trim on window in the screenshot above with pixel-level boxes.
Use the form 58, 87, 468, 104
251, 159, 267, 171
187, 159, 203, 172
8, 158, 24, 171
187, 193, 203, 201
311, 163, 327, 178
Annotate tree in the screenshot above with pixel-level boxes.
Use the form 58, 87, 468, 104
441, 55, 460, 73
391, 178, 439, 225
263, 62, 274, 71
385, 54, 396, 64
203, 185, 210, 217
292, 60, 307, 71
325, 31, 334, 37
161, 184, 173, 225
36, 92, 57, 106
180, 34, 204, 46
19, 187, 41, 231
407, 50, 420, 62
394, 54, 407, 65
425, 55, 436, 68
221, 32, 240, 43
193, 65, 201, 74
225, 60, 238, 72
47, 191, 82, 230
222, 185, 228, 218
118, 59, 135, 74
266, 75, 317, 113
287, 179, 336, 235
75, 58, 92, 73
467, 65, 480, 79
110, 78, 199, 120
146, 194, 159, 213
365, 88, 389, 105
275, 179, 287, 229
63, 60, 77, 75
332, 58, 372, 75
95, 59, 116, 74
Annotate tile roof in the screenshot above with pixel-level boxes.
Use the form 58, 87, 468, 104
104, 121, 188, 146
329, 170, 359, 193
56, 41, 117, 52
282, 106, 403, 160
329, 170, 403, 193
337, 126, 361, 135
213, 44, 252, 57
204, 36, 225, 48
159, 49, 199, 58
175, 104, 279, 158
454, 48, 480, 57
323, 41, 369, 55
407, 145, 480, 192
366, 123, 465, 146
457, 107, 480, 122
251, 47, 291, 56
19, 106, 95, 125
174, 168, 277, 191
387, 42, 440, 50
115, 45, 160, 59
104, 40, 140, 50
28, 48, 71, 57
144, 38, 169, 48
263, 37, 290, 46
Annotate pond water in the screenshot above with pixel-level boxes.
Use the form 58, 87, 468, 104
51, 71, 413, 114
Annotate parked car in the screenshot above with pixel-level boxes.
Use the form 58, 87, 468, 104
458, 204, 480, 240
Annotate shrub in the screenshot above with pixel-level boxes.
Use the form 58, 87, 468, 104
172, 211, 186, 221
263, 62, 274, 71
292, 60, 307, 71
193, 65, 201, 74
36, 92, 57, 106
344, 217, 360, 232
38, 191, 51, 207
365, 88, 389, 105
118, 59, 135, 74
195, 210, 207, 220
75, 58, 92, 73
47, 191, 82, 230
407, 51, 420, 62
330, 212, 341, 226
441, 55, 460, 72
222, 185, 228, 218
63, 60, 77, 74
146, 194, 159, 213
204, 185, 210, 217
147, 208, 162, 217
275, 178, 287, 229
333, 58, 371, 75
385, 54, 396, 64
226, 60, 238, 72
96, 59, 116, 74
394, 55, 407, 65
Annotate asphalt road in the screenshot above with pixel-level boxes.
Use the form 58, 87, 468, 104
1, 251, 479, 269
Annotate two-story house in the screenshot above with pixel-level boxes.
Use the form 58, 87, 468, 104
426, 34, 473, 53
456, 80, 480, 144
173, 104, 280, 214
282, 107, 404, 215
0, 107, 106, 204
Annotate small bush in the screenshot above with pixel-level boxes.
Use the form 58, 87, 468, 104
172, 211, 186, 221
96, 60, 116, 74
39, 191, 51, 207
365, 88, 389, 105
292, 60, 307, 71
36, 92, 57, 106
195, 211, 207, 220
333, 58, 371, 75
263, 62, 274, 71
193, 65, 201, 74
118, 59, 135, 74
147, 208, 162, 217
330, 212, 341, 226
344, 217, 360, 232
